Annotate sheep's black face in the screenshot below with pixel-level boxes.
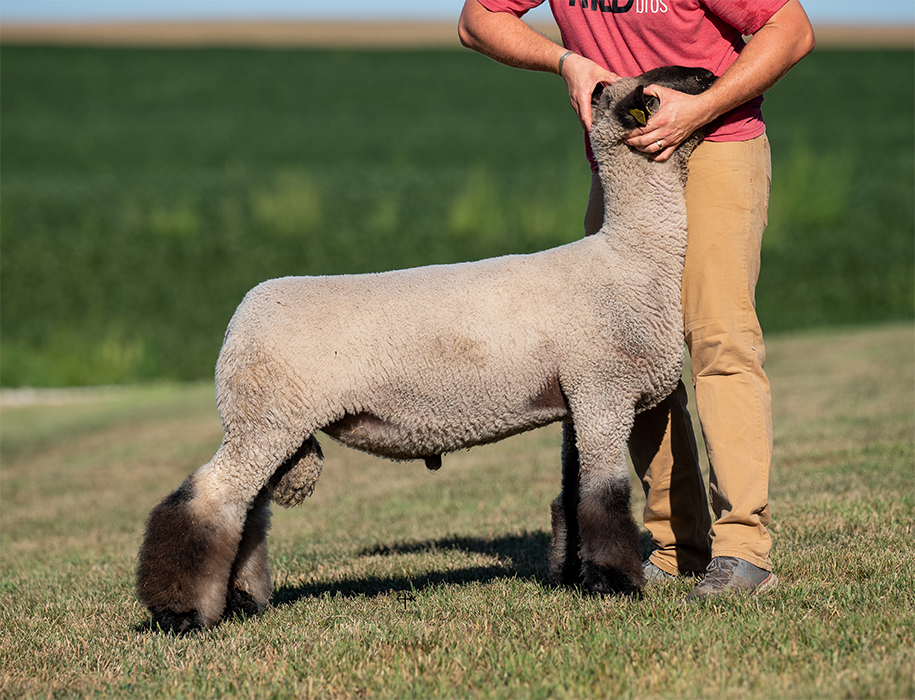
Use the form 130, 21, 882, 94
609, 66, 716, 132
637, 65, 717, 95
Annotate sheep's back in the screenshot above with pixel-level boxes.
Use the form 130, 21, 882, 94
215, 236, 682, 448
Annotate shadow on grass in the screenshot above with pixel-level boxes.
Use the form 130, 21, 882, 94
271, 531, 552, 607
270, 529, 656, 608
133, 530, 656, 632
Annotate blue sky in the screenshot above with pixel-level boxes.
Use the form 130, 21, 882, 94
2, 0, 913, 24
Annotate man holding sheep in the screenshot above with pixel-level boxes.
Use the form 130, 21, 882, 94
459, 0, 815, 600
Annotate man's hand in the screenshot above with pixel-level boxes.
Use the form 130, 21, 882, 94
624, 0, 815, 162
559, 53, 620, 132
623, 86, 714, 162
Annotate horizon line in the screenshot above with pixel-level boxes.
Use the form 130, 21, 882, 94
1, 19, 913, 50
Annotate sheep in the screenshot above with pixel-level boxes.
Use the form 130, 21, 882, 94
136, 65, 717, 633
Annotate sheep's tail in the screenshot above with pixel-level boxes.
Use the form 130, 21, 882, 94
270, 435, 324, 508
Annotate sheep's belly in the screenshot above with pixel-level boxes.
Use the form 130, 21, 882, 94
321, 389, 569, 461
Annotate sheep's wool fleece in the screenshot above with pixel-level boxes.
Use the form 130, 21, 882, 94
216, 76, 694, 467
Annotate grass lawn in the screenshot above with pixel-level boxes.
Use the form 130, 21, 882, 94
1, 322, 912, 699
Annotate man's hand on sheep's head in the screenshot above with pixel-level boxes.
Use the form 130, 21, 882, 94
559, 51, 620, 132
623, 85, 712, 162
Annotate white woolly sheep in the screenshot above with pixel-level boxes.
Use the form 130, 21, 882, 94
137, 66, 717, 633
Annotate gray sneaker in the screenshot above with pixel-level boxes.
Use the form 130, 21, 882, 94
686, 556, 778, 602
642, 560, 677, 583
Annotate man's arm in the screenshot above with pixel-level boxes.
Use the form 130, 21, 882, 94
627, 0, 816, 161
458, 0, 618, 129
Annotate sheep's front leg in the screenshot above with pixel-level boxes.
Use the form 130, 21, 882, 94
548, 422, 582, 586
577, 465, 644, 596
574, 421, 645, 597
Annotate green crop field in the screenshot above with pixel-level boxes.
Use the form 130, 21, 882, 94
1, 323, 912, 699
1, 46, 913, 386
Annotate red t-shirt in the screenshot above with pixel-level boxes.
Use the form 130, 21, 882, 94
478, 0, 788, 164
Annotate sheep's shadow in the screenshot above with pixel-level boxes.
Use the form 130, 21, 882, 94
133, 530, 656, 632
271, 531, 551, 607
270, 529, 655, 608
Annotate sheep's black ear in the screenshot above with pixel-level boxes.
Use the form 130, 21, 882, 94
628, 85, 649, 125
614, 84, 661, 130
591, 83, 605, 111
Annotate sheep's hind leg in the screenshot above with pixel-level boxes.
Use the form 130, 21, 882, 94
574, 421, 645, 597
219, 434, 328, 623
137, 430, 296, 632
224, 487, 273, 621
270, 434, 324, 508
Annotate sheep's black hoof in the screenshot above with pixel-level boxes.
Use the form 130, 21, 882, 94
149, 607, 206, 634
581, 562, 643, 599
547, 559, 582, 588
224, 589, 265, 621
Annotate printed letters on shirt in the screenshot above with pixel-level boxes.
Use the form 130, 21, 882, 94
569, 0, 668, 14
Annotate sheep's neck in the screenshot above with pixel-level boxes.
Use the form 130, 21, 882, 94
597, 153, 688, 267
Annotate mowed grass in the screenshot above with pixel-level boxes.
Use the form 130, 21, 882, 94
0, 323, 912, 699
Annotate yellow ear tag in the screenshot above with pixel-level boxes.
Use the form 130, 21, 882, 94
629, 108, 647, 125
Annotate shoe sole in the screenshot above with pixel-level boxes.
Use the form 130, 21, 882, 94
751, 572, 779, 596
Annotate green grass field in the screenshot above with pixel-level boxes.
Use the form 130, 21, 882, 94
1, 323, 913, 699
1, 46, 913, 386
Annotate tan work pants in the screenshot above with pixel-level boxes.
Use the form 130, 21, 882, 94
584, 135, 774, 573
